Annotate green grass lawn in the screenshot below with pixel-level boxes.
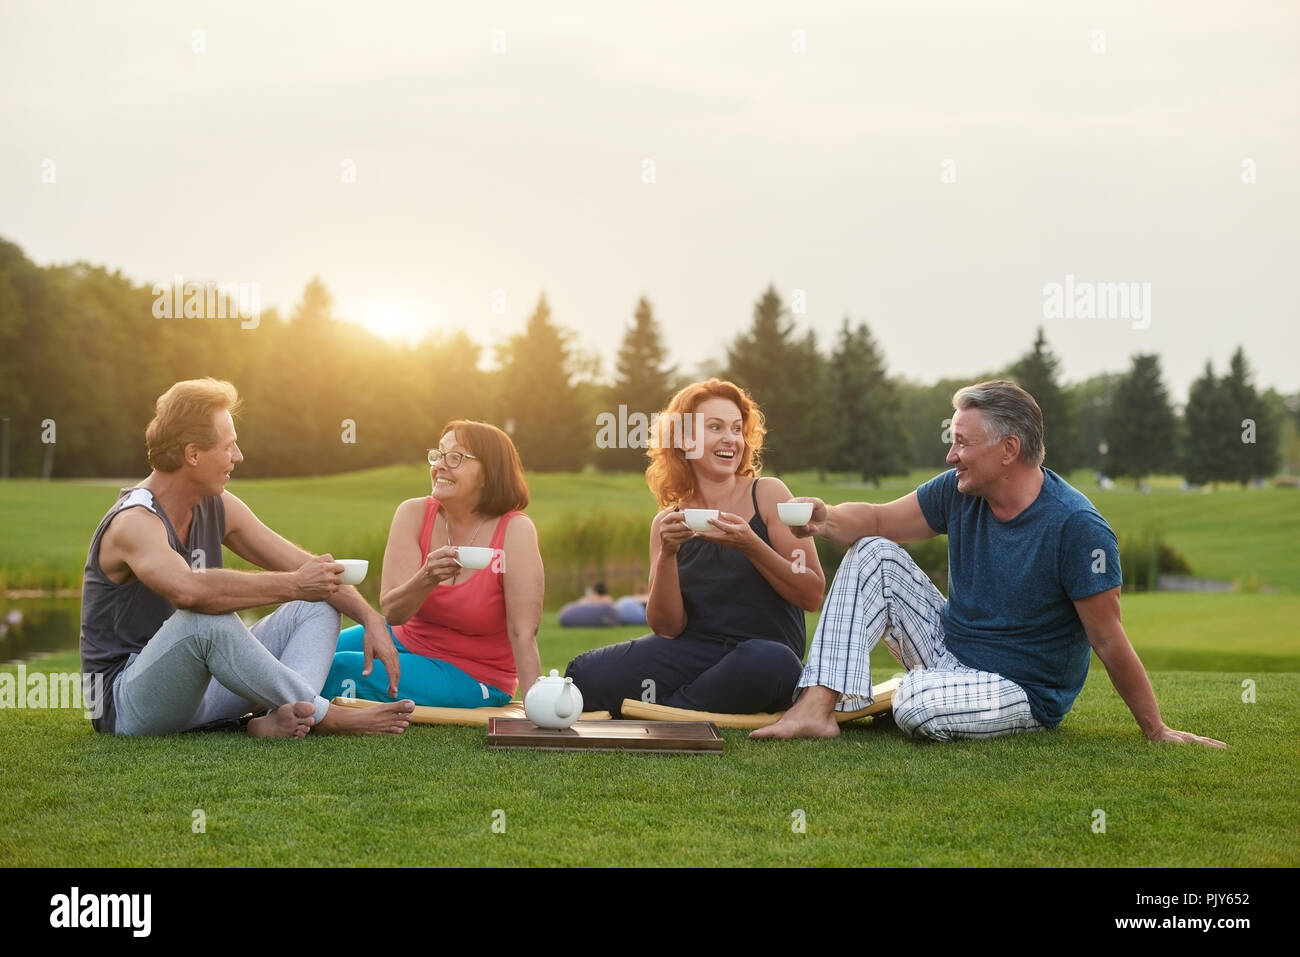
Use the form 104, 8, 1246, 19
3, 604, 1298, 868
2, 647, 1294, 867
2, 468, 1296, 867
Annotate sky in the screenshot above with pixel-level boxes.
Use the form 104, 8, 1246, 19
2, 0, 1297, 400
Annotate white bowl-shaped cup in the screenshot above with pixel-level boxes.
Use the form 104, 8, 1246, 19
336, 559, 368, 585
777, 501, 814, 526
457, 546, 494, 570
683, 508, 720, 532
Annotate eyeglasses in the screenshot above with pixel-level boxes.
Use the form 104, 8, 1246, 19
428, 448, 478, 469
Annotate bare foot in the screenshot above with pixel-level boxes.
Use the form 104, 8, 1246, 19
315, 699, 415, 735
248, 702, 316, 739
750, 686, 841, 740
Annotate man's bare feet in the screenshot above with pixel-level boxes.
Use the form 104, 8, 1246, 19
248, 701, 316, 739
750, 686, 842, 740
315, 699, 415, 735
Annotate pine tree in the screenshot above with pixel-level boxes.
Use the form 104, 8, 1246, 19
1105, 354, 1176, 486
828, 318, 909, 483
1218, 347, 1281, 484
603, 297, 676, 471
495, 293, 589, 471
725, 285, 804, 473
790, 329, 836, 479
1006, 327, 1078, 474
1180, 361, 1234, 486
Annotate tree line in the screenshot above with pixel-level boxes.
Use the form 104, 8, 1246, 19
1, 236, 1293, 484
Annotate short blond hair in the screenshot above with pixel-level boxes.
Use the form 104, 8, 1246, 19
146, 379, 242, 472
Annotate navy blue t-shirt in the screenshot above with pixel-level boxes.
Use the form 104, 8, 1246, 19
915, 468, 1122, 727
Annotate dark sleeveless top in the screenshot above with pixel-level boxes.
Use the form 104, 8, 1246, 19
674, 479, 806, 656
80, 487, 226, 733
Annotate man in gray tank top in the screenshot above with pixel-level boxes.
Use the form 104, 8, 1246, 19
79, 378, 415, 737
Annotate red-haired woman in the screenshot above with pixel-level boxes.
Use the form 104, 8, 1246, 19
566, 379, 825, 714
323, 420, 543, 706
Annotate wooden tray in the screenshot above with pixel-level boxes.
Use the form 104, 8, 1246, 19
487, 718, 723, 755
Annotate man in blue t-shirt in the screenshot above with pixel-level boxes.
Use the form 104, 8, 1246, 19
753, 380, 1223, 747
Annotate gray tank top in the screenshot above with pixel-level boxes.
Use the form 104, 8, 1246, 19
80, 487, 226, 733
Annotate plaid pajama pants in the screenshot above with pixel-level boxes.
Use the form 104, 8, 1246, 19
800, 536, 1044, 741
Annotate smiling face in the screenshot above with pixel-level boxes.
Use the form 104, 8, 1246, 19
430, 430, 486, 509
689, 397, 746, 479
192, 409, 243, 495
946, 407, 1010, 497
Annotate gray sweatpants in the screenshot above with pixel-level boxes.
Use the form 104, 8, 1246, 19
113, 601, 340, 736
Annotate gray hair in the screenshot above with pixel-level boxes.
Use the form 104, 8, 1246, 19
952, 379, 1045, 467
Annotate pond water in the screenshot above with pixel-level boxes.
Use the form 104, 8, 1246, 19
0, 598, 275, 665
0, 598, 81, 664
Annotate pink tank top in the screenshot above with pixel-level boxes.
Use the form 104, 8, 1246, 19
392, 498, 520, 694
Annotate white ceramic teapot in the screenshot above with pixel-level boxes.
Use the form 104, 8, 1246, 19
524, 670, 584, 730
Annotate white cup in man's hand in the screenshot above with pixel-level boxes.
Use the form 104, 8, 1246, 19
777, 502, 815, 526
336, 559, 368, 585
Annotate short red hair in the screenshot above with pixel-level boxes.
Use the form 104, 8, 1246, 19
645, 379, 765, 508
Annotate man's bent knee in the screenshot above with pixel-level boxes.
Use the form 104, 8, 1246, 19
282, 599, 341, 629
847, 535, 910, 565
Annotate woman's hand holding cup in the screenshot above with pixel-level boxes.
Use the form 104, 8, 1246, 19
659, 510, 696, 556
421, 544, 464, 586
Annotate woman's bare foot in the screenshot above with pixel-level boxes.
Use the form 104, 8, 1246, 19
248, 702, 316, 739
750, 687, 842, 740
315, 699, 415, 735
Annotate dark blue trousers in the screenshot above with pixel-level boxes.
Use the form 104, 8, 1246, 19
565, 633, 803, 716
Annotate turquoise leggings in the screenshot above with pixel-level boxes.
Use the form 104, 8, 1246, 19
321, 624, 512, 708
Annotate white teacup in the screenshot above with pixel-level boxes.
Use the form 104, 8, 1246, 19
336, 559, 368, 585
683, 508, 720, 532
777, 502, 814, 526
457, 546, 494, 570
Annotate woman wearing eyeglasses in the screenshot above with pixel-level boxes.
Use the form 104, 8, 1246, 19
321, 420, 543, 707
565, 379, 825, 715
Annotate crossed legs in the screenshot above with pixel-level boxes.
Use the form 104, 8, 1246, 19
112, 602, 412, 737
752, 537, 1042, 741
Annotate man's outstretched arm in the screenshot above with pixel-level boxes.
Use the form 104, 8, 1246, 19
797, 491, 937, 548
1076, 587, 1225, 747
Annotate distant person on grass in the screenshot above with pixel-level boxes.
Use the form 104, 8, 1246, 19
80, 379, 414, 737
320, 420, 543, 707
753, 380, 1224, 748
558, 582, 621, 627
